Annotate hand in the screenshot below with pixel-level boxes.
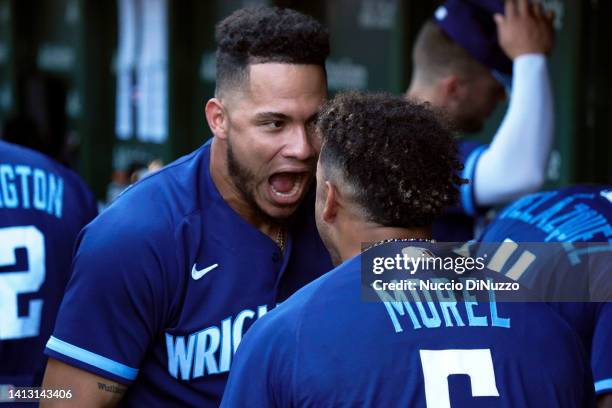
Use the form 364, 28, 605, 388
494, 0, 555, 59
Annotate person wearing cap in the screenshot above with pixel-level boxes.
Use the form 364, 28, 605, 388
407, 0, 555, 241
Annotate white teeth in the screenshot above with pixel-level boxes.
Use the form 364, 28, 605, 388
271, 176, 303, 197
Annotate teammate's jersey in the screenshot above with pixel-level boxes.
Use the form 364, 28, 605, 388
0, 141, 97, 387
221, 252, 594, 408
479, 185, 612, 395
480, 185, 611, 243
433, 140, 488, 241
44, 143, 333, 406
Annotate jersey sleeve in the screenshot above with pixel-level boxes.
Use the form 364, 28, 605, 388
457, 140, 488, 216
44, 199, 180, 384
472, 55, 552, 207
593, 302, 612, 395
220, 302, 298, 408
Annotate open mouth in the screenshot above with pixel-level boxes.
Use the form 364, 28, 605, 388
268, 172, 308, 204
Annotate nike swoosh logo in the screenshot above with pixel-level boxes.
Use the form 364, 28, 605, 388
192, 263, 218, 280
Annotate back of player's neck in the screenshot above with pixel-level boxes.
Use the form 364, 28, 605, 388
338, 224, 433, 263
363, 223, 432, 243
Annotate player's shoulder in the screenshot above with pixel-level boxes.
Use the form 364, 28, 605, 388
2, 140, 71, 177
513, 184, 611, 207
558, 184, 610, 195
100, 144, 210, 231
1, 139, 52, 164
240, 262, 345, 354
114, 144, 208, 207
495, 301, 583, 356
0, 140, 93, 196
269, 256, 357, 324
75, 145, 212, 276
558, 184, 612, 207
525, 303, 590, 364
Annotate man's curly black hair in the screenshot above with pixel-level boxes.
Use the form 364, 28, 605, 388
316, 92, 465, 228
214, 6, 329, 97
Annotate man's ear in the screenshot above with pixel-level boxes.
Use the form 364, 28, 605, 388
322, 181, 339, 223
439, 74, 461, 102
205, 98, 228, 140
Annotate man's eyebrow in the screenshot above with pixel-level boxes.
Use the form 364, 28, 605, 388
306, 112, 319, 123
253, 112, 290, 121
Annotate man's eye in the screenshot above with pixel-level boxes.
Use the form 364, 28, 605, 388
262, 121, 283, 130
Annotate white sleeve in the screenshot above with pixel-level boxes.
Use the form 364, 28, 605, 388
473, 54, 554, 206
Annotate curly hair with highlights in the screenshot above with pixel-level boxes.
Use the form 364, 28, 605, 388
316, 92, 465, 228
214, 6, 329, 97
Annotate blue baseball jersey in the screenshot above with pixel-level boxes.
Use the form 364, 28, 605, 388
479, 185, 612, 395
0, 141, 97, 387
433, 140, 488, 241
480, 185, 611, 243
222, 251, 594, 407
44, 143, 333, 406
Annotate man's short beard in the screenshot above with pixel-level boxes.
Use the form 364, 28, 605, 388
226, 139, 290, 226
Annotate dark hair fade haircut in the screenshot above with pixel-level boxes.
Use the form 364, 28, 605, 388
214, 6, 330, 97
316, 91, 465, 228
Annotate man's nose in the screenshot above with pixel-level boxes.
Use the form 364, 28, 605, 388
282, 125, 316, 161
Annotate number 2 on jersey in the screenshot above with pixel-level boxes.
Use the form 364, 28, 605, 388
0, 226, 46, 340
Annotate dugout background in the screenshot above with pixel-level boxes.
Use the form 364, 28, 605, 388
0, 0, 610, 201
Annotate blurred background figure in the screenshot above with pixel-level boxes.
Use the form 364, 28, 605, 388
0, 140, 97, 389
105, 158, 163, 203
407, 0, 555, 241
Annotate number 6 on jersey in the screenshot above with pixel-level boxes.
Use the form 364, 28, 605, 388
420, 348, 499, 408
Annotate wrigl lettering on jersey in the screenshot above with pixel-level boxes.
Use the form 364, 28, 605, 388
165, 304, 270, 380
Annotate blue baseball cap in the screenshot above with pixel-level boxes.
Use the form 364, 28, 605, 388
433, 0, 513, 88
